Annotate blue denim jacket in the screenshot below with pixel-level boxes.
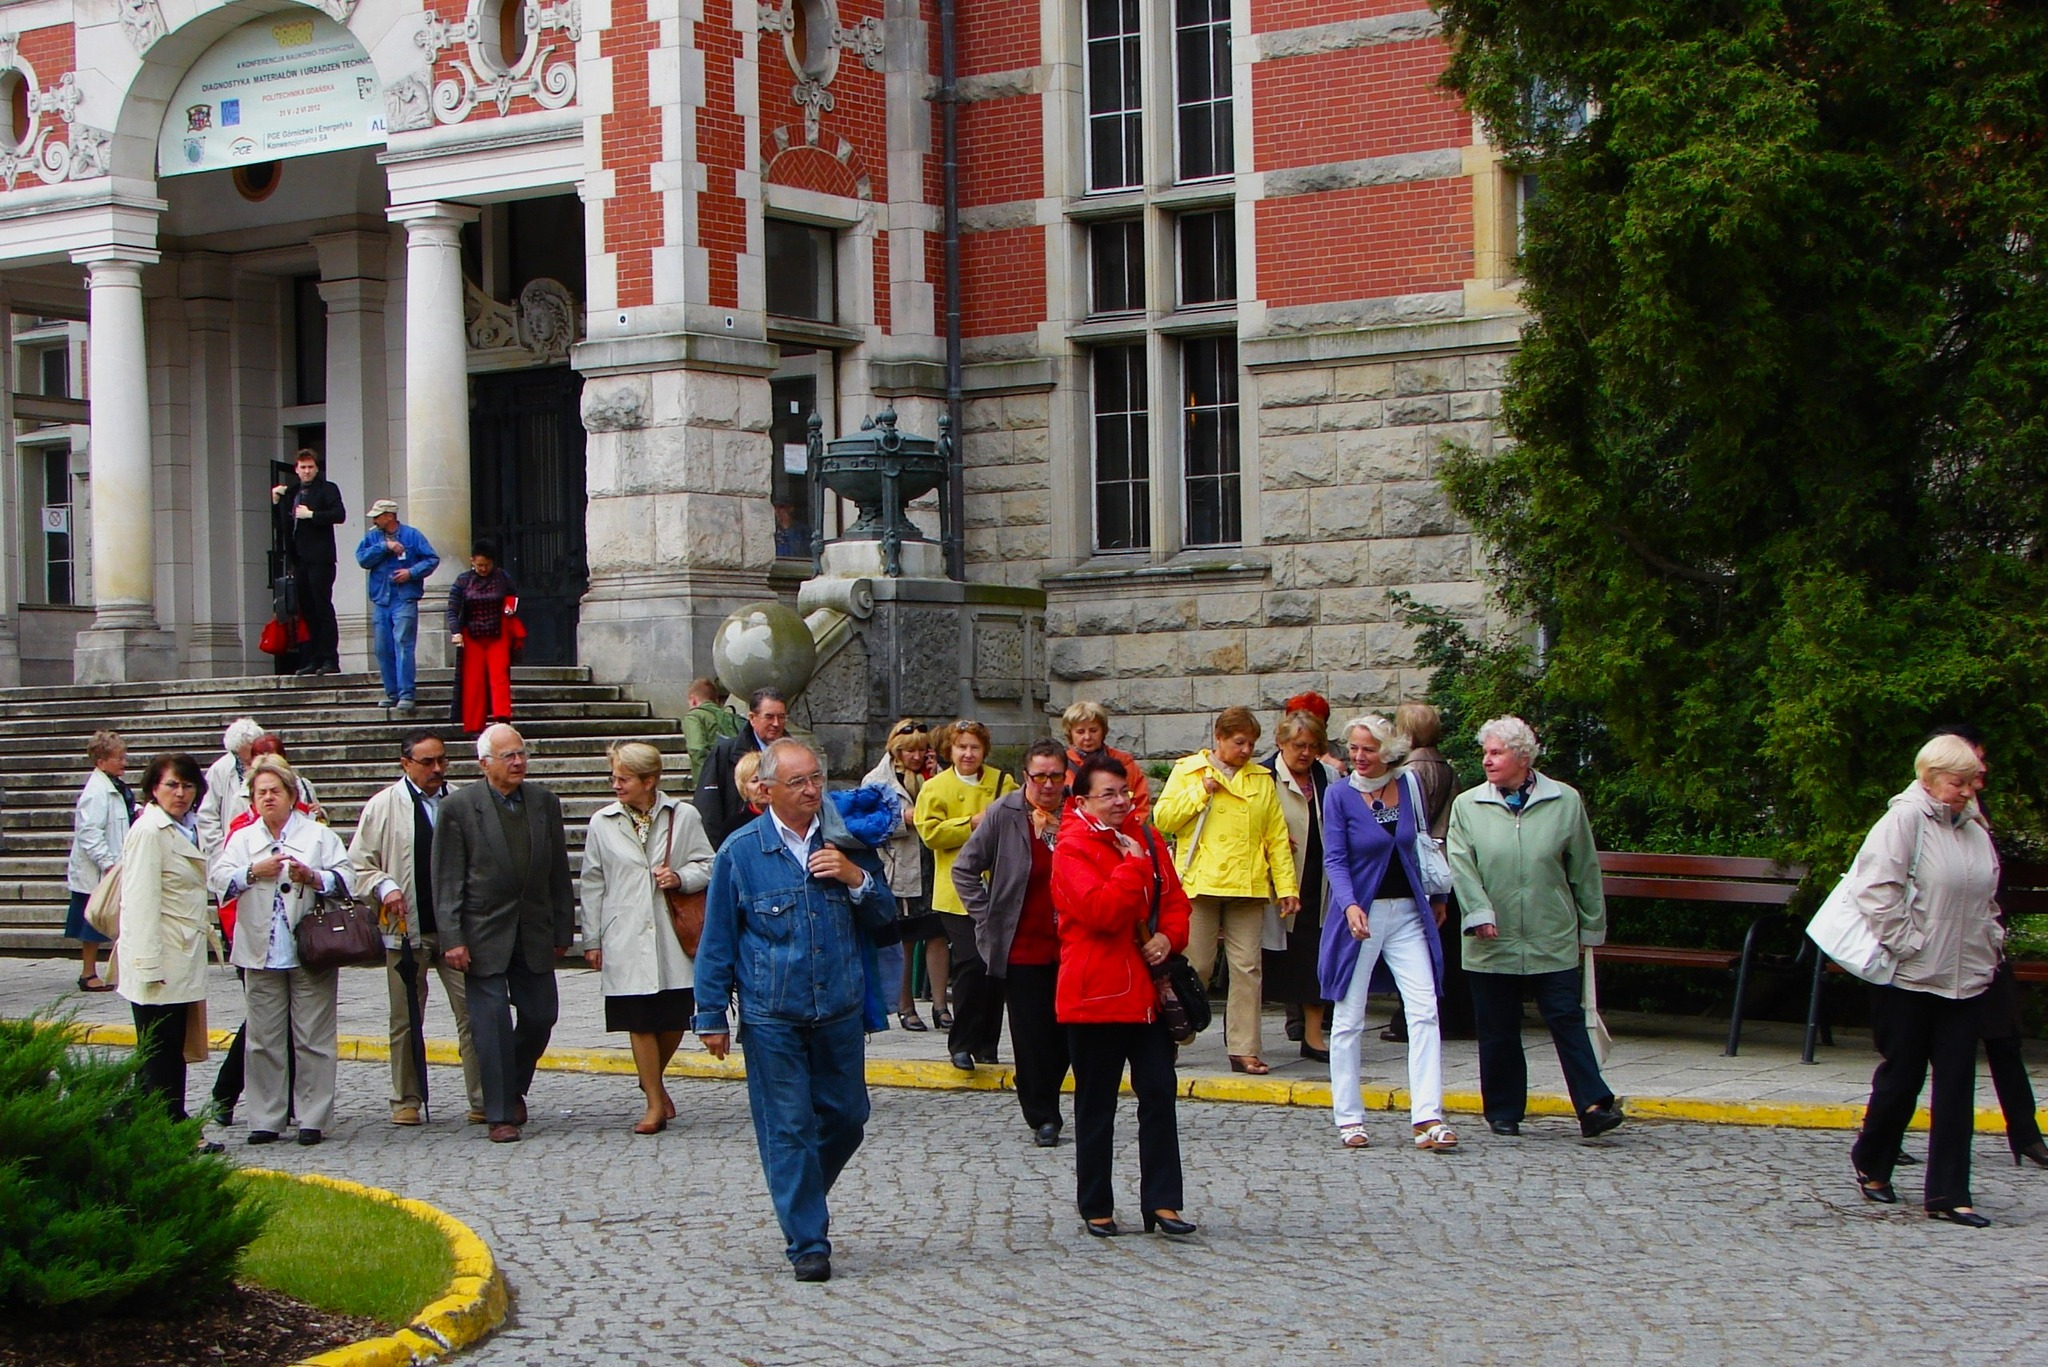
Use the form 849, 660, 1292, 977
692, 811, 891, 1032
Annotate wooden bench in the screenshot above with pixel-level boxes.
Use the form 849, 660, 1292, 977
1801, 858, 2048, 1062
1592, 852, 1808, 1057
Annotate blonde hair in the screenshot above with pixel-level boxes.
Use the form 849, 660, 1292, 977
607, 740, 664, 781
1915, 734, 1983, 783
1273, 711, 1327, 749
1394, 701, 1442, 749
885, 719, 931, 763
245, 754, 299, 800
733, 750, 766, 801
1060, 700, 1110, 739
1342, 714, 1412, 767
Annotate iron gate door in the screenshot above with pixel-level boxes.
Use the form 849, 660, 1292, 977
470, 367, 588, 666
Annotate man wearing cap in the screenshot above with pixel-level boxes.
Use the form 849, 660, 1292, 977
356, 499, 441, 712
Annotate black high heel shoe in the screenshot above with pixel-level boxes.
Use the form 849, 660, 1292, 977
1927, 1205, 1992, 1228
2014, 1139, 2048, 1169
1143, 1211, 1197, 1236
1854, 1169, 1898, 1204
1083, 1218, 1118, 1238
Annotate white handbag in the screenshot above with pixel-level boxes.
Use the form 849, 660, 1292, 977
1805, 833, 1919, 985
1407, 773, 1455, 897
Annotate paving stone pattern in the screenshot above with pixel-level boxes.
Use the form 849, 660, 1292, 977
238, 1062, 2048, 1366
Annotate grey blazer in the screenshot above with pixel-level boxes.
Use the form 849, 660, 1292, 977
951, 791, 1042, 979
431, 780, 575, 977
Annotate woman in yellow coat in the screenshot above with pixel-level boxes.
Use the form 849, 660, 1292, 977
914, 719, 1016, 1066
1152, 707, 1299, 1073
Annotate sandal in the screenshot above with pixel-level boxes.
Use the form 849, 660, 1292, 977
1228, 1055, 1271, 1075
76, 974, 113, 993
898, 1010, 928, 1032
1339, 1124, 1370, 1149
1413, 1122, 1459, 1151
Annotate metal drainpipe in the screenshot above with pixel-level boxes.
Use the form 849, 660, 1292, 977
940, 0, 965, 581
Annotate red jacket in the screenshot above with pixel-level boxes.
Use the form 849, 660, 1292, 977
1064, 745, 1153, 823
1051, 810, 1191, 1025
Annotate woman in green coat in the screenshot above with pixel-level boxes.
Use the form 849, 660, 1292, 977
1445, 716, 1624, 1140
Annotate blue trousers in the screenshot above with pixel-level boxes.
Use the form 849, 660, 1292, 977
1468, 967, 1614, 1125
740, 1011, 870, 1262
371, 598, 419, 702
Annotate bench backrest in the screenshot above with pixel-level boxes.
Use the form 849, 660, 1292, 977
1997, 859, 2048, 917
1597, 851, 1808, 907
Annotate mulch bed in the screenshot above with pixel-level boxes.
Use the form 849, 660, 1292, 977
0, 1283, 388, 1367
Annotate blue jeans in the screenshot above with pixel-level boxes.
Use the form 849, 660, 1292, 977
371, 598, 419, 701
740, 1011, 870, 1262
1467, 967, 1614, 1126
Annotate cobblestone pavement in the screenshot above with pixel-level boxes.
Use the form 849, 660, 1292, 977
234, 1062, 2048, 1366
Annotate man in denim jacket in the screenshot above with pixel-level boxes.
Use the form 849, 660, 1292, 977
354, 499, 441, 711
695, 738, 890, 1282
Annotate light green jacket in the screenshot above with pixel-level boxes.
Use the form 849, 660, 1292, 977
1446, 773, 1605, 975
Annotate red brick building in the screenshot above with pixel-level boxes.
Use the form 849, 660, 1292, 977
0, 1, 1518, 755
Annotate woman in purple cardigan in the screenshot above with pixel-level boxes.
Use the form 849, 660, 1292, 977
1320, 714, 1454, 1151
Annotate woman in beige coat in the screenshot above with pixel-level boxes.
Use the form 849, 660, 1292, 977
582, 742, 714, 1134
1847, 734, 2004, 1226
117, 753, 214, 1134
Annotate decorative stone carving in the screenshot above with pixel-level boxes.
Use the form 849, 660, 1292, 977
517, 278, 580, 362
580, 380, 648, 433
972, 616, 1025, 701
792, 78, 834, 143
317, 0, 359, 23
533, 0, 582, 42
0, 45, 110, 189
894, 608, 964, 716
464, 281, 522, 351
119, 0, 166, 53
420, 2, 580, 123
835, 15, 885, 72
758, 1, 793, 33
385, 73, 435, 132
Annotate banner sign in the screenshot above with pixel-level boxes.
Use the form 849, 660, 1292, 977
157, 13, 384, 178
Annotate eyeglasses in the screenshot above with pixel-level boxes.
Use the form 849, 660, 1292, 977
778, 773, 826, 791
892, 722, 929, 737
1025, 772, 1066, 785
1084, 788, 1132, 803
489, 749, 529, 762
406, 754, 449, 767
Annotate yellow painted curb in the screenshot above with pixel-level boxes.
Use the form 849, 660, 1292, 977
237, 1169, 506, 1367
66, 1018, 2045, 1136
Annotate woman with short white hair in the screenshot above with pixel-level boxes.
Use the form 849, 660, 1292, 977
1446, 715, 1622, 1139
1320, 715, 1454, 1150
1845, 734, 2003, 1226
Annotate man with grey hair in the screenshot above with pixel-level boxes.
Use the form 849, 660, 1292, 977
695, 737, 890, 1282
198, 717, 266, 859
432, 723, 575, 1142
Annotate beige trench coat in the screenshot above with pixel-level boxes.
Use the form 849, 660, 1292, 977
580, 795, 714, 998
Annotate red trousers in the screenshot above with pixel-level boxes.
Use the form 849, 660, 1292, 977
459, 633, 513, 734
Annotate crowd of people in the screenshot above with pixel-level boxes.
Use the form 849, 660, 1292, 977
68, 692, 2042, 1278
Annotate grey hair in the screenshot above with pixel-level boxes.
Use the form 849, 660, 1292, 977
756, 737, 819, 786
477, 724, 526, 763
1340, 714, 1412, 767
223, 717, 265, 755
1475, 715, 1541, 764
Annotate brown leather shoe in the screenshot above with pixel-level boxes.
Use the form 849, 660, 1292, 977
392, 1106, 423, 1126
488, 1124, 520, 1144
466, 1109, 488, 1125
512, 1099, 529, 1126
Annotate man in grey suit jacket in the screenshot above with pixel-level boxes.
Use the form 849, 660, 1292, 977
432, 724, 574, 1142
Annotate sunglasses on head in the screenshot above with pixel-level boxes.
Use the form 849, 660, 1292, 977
893, 722, 929, 737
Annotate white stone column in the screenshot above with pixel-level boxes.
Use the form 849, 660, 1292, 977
313, 229, 393, 671
71, 249, 176, 682
389, 203, 477, 669
180, 254, 246, 672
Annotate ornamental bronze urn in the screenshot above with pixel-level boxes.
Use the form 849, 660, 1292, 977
806, 407, 957, 578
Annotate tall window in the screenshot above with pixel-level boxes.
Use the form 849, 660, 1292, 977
39, 446, 73, 604
1182, 336, 1239, 546
765, 219, 837, 322
1092, 345, 1150, 551
1174, 0, 1232, 181
1089, 220, 1145, 314
1177, 209, 1235, 306
1086, 0, 1143, 192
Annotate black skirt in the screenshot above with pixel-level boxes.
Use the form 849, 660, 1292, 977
604, 988, 695, 1035
1264, 800, 1328, 1004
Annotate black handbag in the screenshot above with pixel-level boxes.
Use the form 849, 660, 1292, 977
1143, 830, 1210, 1040
293, 894, 387, 972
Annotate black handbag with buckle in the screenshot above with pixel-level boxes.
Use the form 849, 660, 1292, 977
1143, 829, 1209, 1041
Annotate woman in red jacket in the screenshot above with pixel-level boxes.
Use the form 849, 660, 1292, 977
1054, 753, 1195, 1239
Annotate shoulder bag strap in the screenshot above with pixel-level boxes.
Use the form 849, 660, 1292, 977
1144, 827, 1162, 936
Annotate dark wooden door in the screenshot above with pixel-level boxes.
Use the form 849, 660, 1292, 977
470, 367, 588, 666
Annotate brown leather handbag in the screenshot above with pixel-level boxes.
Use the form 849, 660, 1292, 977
660, 811, 706, 957
293, 893, 387, 971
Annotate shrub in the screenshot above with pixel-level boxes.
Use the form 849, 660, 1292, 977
0, 1013, 270, 1316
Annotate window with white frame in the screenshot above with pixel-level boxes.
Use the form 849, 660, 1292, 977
1091, 344, 1151, 552
1089, 219, 1145, 315
1085, 0, 1144, 192
1174, 0, 1231, 182
1181, 335, 1239, 547
1176, 209, 1234, 306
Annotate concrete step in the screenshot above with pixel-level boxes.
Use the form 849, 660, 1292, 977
0, 703, 653, 739
0, 684, 630, 721
0, 666, 594, 705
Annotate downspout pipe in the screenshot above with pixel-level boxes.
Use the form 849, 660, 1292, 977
939, 0, 965, 581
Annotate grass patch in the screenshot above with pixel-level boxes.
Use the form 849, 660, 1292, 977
229, 1173, 453, 1328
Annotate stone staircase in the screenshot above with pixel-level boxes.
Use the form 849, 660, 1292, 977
0, 667, 686, 952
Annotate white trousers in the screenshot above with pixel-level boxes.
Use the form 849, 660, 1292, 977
1329, 897, 1442, 1128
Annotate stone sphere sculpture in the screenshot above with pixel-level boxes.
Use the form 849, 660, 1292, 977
712, 601, 818, 703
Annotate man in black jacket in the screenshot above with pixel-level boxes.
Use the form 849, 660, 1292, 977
693, 687, 788, 847
273, 448, 346, 675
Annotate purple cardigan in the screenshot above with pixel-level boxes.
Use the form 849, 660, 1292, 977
1317, 771, 1445, 1002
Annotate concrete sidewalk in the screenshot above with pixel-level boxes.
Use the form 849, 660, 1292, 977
10, 953, 2044, 1132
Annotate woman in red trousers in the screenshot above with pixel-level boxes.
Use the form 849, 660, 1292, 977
1053, 752, 1196, 1240
447, 539, 518, 735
